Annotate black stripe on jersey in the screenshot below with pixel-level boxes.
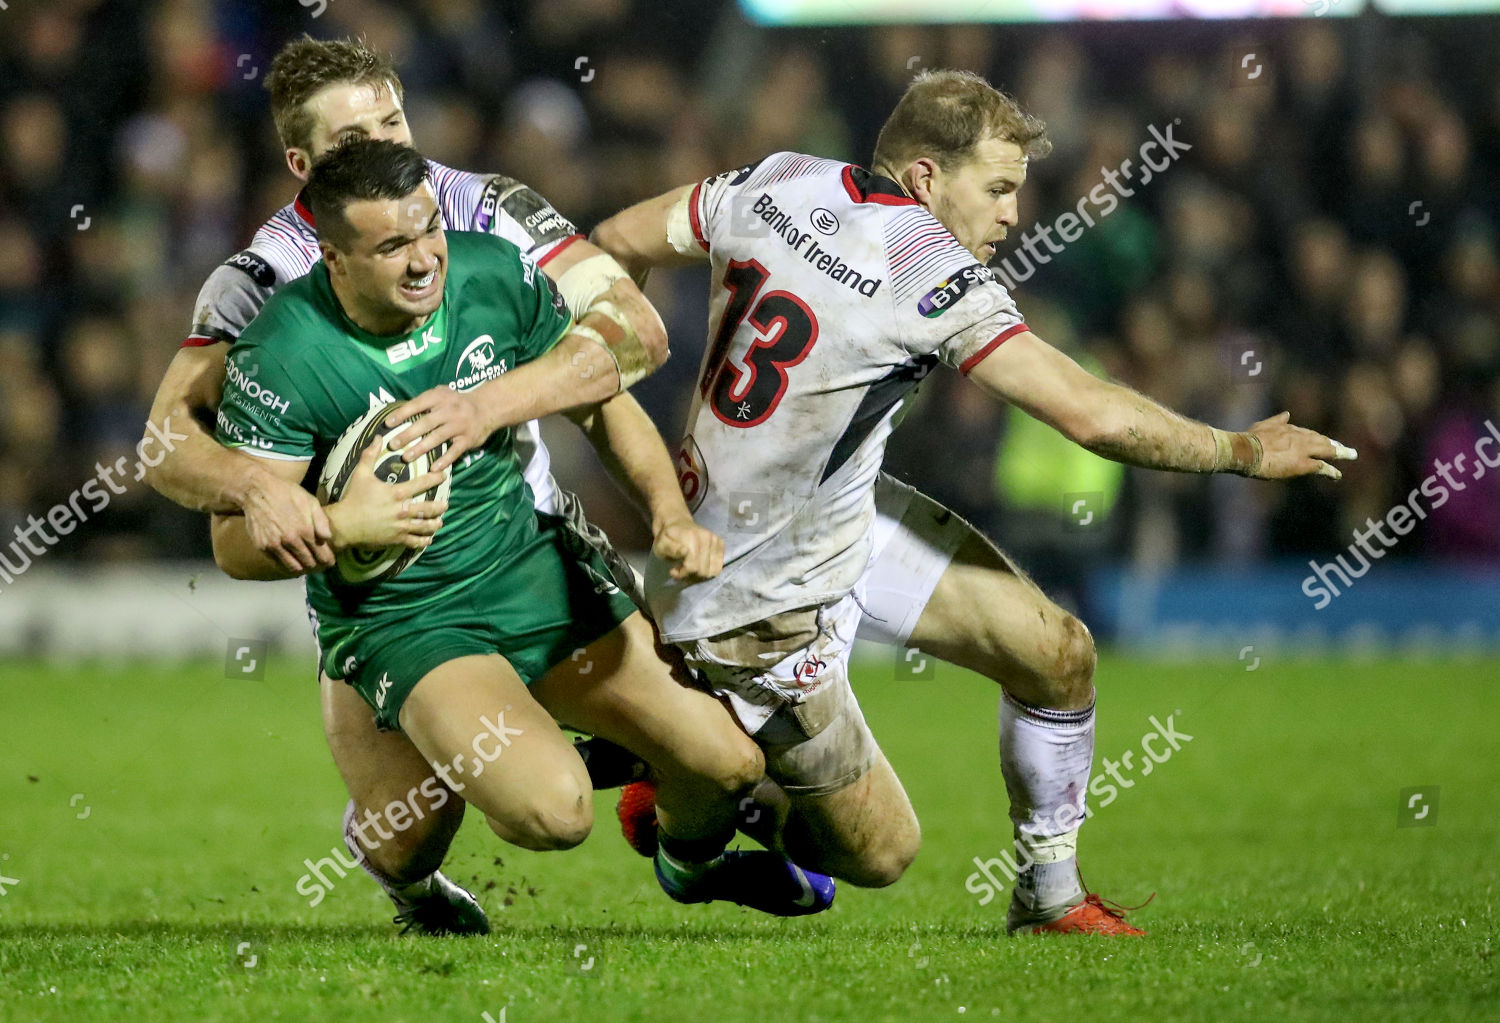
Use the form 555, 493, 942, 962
821, 354, 938, 484
222, 250, 276, 288
842, 165, 917, 206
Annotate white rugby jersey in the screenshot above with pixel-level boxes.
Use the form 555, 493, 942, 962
184, 159, 583, 512
648, 152, 1029, 642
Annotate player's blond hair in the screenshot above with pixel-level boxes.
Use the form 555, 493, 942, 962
873, 70, 1051, 172
266, 36, 405, 153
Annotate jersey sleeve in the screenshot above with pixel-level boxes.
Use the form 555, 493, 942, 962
513, 249, 575, 366
893, 229, 1029, 374
694, 152, 852, 255
185, 250, 280, 347
428, 160, 582, 266
214, 342, 316, 461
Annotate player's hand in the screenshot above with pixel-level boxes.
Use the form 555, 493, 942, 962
652, 514, 724, 582
326, 438, 448, 551
1246, 412, 1358, 481
242, 467, 336, 573
385, 387, 489, 474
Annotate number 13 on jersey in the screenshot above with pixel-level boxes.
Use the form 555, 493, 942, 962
701, 259, 819, 428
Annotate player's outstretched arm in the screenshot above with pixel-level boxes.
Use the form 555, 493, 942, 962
211, 441, 446, 581
564, 393, 724, 582
143, 345, 335, 571
968, 330, 1357, 480
590, 184, 704, 287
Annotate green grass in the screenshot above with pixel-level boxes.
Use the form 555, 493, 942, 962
2, 652, 1497, 1022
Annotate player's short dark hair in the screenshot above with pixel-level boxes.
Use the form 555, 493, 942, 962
304, 139, 430, 250
266, 36, 404, 153
873, 70, 1051, 173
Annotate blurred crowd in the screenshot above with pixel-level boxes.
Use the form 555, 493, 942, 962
2, 0, 1498, 576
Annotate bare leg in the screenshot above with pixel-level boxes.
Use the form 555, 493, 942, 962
532, 612, 762, 843
397, 654, 595, 852
322, 672, 464, 882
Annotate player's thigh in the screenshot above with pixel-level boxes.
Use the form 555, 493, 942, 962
321, 671, 461, 829
905, 504, 1096, 706
398, 653, 593, 848
531, 611, 762, 794
783, 753, 919, 888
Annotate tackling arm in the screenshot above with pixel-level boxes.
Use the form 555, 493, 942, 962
143, 344, 336, 572
589, 184, 705, 288
967, 330, 1356, 480
389, 238, 674, 470
563, 393, 724, 582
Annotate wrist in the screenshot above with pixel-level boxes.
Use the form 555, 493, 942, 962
323, 502, 354, 551
650, 503, 690, 538
1211, 427, 1263, 476
234, 463, 276, 508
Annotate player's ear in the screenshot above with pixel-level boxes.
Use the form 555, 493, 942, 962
905, 157, 940, 205
319, 240, 343, 275
286, 147, 313, 183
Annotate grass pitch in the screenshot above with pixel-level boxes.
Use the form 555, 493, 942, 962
2, 651, 1496, 1022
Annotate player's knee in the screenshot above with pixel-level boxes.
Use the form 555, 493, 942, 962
704, 743, 766, 799
845, 825, 920, 888
657, 737, 765, 800
1038, 614, 1096, 706
488, 777, 594, 851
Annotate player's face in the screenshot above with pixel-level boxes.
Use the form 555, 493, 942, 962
290, 80, 415, 180
326, 182, 447, 335
927, 137, 1027, 264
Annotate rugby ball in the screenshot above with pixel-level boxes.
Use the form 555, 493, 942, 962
316, 401, 451, 586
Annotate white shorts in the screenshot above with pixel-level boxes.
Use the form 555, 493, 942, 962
677, 594, 880, 796
675, 475, 968, 796
855, 474, 970, 648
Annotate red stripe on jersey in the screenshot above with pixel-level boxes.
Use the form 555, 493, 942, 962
959, 323, 1029, 375
293, 192, 315, 227
689, 182, 709, 252
537, 233, 585, 267
180, 335, 227, 349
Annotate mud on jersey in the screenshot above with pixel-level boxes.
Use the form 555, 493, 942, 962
214, 231, 573, 623
187, 160, 580, 511
648, 152, 1028, 643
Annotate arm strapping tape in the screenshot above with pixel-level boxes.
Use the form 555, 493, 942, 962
666, 188, 701, 256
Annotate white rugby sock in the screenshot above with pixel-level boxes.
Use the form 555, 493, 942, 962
342, 799, 434, 900
998, 692, 1094, 913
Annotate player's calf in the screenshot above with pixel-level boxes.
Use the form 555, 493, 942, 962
323, 672, 467, 881
906, 524, 1103, 920
910, 527, 1096, 711
781, 755, 920, 888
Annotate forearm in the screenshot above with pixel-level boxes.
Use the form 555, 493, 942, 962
211, 513, 303, 580
471, 331, 623, 431
972, 334, 1261, 476
1081, 385, 1260, 475
142, 409, 268, 513
589, 184, 701, 285
573, 394, 690, 529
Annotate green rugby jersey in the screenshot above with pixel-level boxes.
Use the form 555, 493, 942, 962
215, 230, 573, 621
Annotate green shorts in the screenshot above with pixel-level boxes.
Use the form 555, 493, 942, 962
319, 512, 639, 731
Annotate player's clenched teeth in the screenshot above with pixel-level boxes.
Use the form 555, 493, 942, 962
401, 269, 438, 296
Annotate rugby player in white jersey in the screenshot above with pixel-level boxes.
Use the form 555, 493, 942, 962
589, 70, 1357, 934
141, 37, 677, 935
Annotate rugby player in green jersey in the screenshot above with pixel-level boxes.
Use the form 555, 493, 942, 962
210, 139, 836, 919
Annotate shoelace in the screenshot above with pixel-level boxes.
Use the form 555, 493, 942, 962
392, 907, 427, 934
1078, 892, 1152, 922
1076, 864, 1156, 918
